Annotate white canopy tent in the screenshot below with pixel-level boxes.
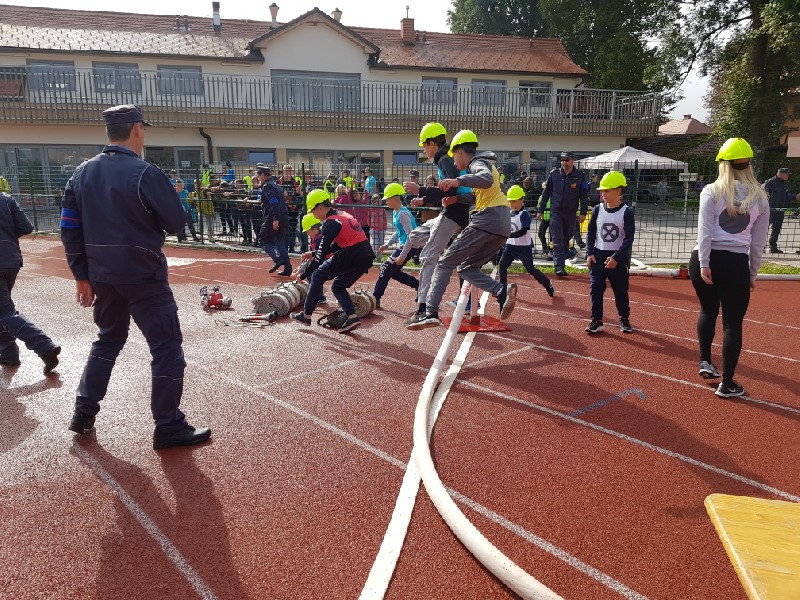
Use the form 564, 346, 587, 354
576, 146, 688, 171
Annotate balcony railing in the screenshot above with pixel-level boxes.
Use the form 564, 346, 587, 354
0, 67, 661, 137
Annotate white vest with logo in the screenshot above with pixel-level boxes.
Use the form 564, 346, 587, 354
594, 204, 630, 252
507, 210, 532, 246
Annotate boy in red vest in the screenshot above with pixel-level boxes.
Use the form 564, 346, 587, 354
291, 189, 375, 333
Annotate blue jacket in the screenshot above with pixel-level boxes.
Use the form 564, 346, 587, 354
257, 177, 289, 243
0, 192, 33, 270
61, 144, 186, 283
539, 167, 589, 215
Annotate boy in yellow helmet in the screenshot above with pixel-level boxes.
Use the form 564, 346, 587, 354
408, 130, 517, 329
585, 171, 635, 334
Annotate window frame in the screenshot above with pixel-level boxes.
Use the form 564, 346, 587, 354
519, 81, 552, 109
157, 65, 204, 96
92, 61, 142, 94
271, 69, 361, 112
26, 60, 76, 92
471, 79, 506, 107
421, 77, 457, 105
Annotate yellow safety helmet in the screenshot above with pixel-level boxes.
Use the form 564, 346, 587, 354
448, 129, 479, 157
301, 213, 321, 233
716, 137, 754, 162
382, 182, 406, 199
597, 171, 627, 190
305, 188, 330, 212
506, 184, 525, 201
418, 122, 447, 146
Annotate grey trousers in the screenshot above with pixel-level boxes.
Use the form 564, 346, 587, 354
425, 225, 506, 313
407, 214, 463, 305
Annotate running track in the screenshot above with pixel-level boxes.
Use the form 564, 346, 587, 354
1, 237, 798, 599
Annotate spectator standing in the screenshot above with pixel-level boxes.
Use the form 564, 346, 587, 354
279, 164, 303, 253
222, 161, 235, 183
656, 177, 668, 207
0, 192, 60, 372
537, 151, 588, 277
363, 167, 377, 195
368, 192, 387, 252
256, 167, 291, 276
688, 138, 769, 398
695, 175, 706, 193
175, 180, 199, 242
763, 167, 792, 253
0, 174, 11, 194
60, 104, 210, 449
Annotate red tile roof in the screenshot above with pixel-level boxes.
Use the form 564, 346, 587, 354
658, 116, 713, 135
0, 4, 587, 76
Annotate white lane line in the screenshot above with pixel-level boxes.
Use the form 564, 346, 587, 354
492, 332, 800, 416
266, 356, 369, 387
464, 346, 530, 368
516, 304, 799, 363
449, 489, 648, 600
73, 445, 220, 600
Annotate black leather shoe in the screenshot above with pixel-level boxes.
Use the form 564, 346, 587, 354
555, 269, 568, 277
153, 425, 212, 450
268, 263, 281, 273
0, 355, 21, 366
69, 411, 96, 434
42, 346, 61, 374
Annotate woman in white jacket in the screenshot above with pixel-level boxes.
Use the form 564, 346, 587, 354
688, 138, 769, 398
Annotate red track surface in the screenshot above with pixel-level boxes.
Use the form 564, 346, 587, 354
2, 237, 798, 599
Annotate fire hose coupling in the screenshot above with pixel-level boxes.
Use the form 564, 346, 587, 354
200, 285, 233, 309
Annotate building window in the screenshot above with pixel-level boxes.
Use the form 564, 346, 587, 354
93, 62, 141, 94
272, 70, 360, 112
472, 79, 506, 106
393, 151, 423, 165
0, 66, 25, 101
519, 81, 552, 108
27, 60, 76, 92
157, 66, 203, 96
421, 77, 457, 104
218, 148, 276, 164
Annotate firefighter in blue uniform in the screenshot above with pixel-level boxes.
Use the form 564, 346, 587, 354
60, 104, 211, 449
537, 151, 589, 277
0, 192, 61, 372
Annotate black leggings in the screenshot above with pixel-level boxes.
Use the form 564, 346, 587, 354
688, 249, 751, 384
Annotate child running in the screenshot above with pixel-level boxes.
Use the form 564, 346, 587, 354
499, 185, 554, 297
408, 130, 516, 330
585, 171, 635, 334
372, 183, 420, 309
291, 189, 375, 333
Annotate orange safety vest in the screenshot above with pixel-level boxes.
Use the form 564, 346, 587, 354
326, 211, 367, 248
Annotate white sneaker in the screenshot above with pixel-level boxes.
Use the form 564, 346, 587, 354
698, 361, 720, 379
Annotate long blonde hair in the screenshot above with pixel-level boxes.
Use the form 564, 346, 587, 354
709, 161, 767, 216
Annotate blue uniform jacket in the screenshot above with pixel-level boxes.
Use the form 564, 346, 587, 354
538, 167, 589, 215
0, 192, 34, 270
257, 178, 289, 243
60, 144, 186, 283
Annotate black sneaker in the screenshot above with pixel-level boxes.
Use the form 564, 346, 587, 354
545, 283, 555, 297
405, 311, 426, 326
585, 319, 604, 334
291, 311, 312, 325
699, 360, 720, 379
715, 381, 745, 398
42, 346, 61, 375
770, 248, 784, 254
407, 313, 441, 330
338, 315, 361, 333
268, 263, 281, 273
68, 411, 96, 434
153, 424, 211, 450
619, 318, 633, 333
497, 283, 518, 320
317, 295, 328, 305
555, 269, 567, 277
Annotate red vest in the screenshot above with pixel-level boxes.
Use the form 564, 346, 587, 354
326, 211, 367, 248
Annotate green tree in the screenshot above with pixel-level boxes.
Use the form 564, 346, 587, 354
448, 0, 545, 37
663, 0, 800, 158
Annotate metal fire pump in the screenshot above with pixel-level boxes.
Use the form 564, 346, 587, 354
200, 285, 233, 309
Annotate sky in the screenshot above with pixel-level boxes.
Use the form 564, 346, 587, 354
3, 0, 708, 123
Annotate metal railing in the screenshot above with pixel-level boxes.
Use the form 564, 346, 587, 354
0, 67, 660, 137
8, 161, 799, 261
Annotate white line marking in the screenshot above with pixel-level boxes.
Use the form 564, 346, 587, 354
267, 356, 369, 386
492, 332, 800, 416
73, 445, 220, 600
449, 489, 649, 600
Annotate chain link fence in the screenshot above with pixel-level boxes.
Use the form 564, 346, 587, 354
4, 159, 799, 261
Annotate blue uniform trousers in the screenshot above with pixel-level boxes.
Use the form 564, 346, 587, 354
549, 210, 577, 271
262, 231, 290, 271
0, 269, 56, 361
303, 251, 373, 316
589, 249, 630, 321
498, 245, 550, 289
373, 246, 420, 300
75, 281, 187, 432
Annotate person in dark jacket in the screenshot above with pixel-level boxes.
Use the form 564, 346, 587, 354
60, 104, 210, 450
537, 151, 589, 277
256, 167, 292, 276
0, 192, 60, 372
762, 167, 792, 253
